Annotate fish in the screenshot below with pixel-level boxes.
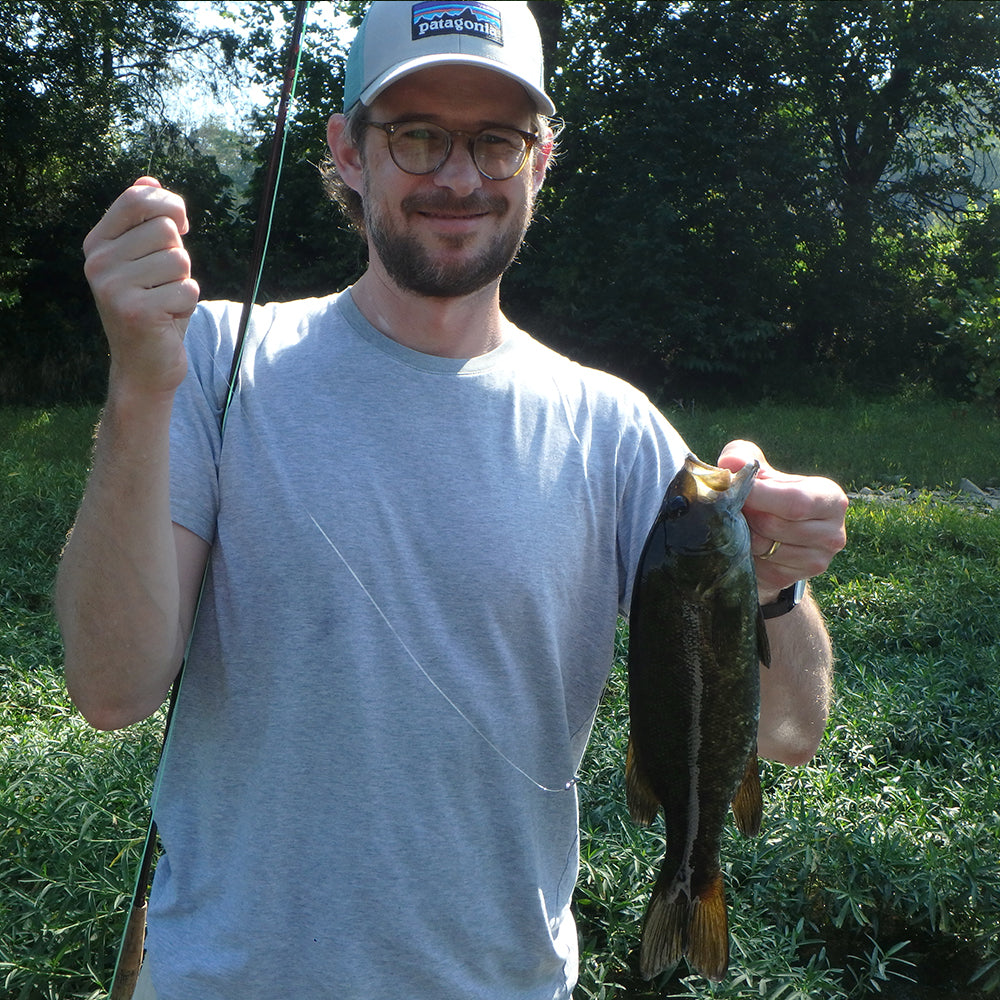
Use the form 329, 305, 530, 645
625, 454, 770, 982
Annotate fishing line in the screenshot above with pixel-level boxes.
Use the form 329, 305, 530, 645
308, 514, 579, 794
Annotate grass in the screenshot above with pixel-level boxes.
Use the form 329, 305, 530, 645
665, 391, 1000, 491
3, 398, 1000, 998
1, 407, 165, 1000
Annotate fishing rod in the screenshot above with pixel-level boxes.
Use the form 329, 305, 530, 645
108, 4, 310, 996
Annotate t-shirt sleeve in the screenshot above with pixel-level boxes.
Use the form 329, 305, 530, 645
617, 401, 690, 613
169, 302, 241, 542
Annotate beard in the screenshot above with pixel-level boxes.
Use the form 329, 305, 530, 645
363, 181, 535, 299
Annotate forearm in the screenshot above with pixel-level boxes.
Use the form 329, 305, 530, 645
756, 588, 833, 766
55, 382, 185, 730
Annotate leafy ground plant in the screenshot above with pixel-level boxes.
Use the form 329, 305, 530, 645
3, 403, 1000, 998
1, 407, 164, 999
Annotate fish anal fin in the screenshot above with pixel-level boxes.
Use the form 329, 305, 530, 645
638, 879, 687, 980
757, 605, 771, 667
731, 750, 763, 837
625, 735, 661, 827
687, 870, 729, 982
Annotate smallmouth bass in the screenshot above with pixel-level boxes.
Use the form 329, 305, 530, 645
626, 454, 770, 981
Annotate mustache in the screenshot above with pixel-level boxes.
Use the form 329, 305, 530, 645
401, 191, 508, 215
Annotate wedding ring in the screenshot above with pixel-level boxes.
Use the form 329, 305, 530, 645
760, 539, 781, 559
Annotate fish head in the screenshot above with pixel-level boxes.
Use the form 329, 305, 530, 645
657, 455, 759, 558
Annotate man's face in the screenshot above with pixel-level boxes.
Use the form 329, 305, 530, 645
359, 65, 546, 299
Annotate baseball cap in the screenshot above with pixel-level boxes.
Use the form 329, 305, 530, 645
343, 1, 556, 115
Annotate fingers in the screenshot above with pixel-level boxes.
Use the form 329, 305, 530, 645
84, 181, 193, 296
84, 177, 189, 250
718, 439, 769, 475
717, 439, 849, 593
89, 218, 194, 304
83, 179, 200, 395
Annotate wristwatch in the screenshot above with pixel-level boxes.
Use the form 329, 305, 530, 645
760, 579, 806, 619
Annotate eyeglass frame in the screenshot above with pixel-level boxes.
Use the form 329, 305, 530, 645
365, 120, 541, 181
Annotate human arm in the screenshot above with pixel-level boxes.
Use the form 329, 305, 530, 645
717, 440, 848, 766
54, 178, 208, 730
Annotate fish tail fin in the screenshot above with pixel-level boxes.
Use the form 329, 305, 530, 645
731, 750, 763, 837
625, 735, 660, 826
686, 870, 730, 981
638, 877, 687, 980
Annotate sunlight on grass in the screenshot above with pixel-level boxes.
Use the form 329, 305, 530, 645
669, 395, 1000, 491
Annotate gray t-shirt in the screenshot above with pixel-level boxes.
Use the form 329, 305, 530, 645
148, 289, 687, 999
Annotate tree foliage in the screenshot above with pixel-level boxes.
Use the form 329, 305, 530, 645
504, 0, 1000, 401
509, 1, 825, 395
767, 0, 1000, 389
2, 0, 999, 405
0, 0, 240, 403
230, 1, 363, 303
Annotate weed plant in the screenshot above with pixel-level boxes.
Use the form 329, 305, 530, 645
3, 402, 1000, 998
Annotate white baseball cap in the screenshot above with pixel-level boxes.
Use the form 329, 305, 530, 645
343, 1, 556, 115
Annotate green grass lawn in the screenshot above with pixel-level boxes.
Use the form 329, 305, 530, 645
2, 399, 999, 999
667, 391, 1000, 492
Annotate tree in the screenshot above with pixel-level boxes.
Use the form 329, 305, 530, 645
925, 194, 1000, 403
0, 0, 238, 403
506, 1, 822, 397
190, 116, 258, 201
775, 2, 1000, 246
506, 1, 1000, 400
5, 1, 998, 404
219, 1, 364, 302
766, 1, 1000, 385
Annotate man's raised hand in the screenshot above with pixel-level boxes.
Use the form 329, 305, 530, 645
82, 177, 199, 396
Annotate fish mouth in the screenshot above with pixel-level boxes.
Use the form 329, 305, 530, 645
687, 457, 735, 496
680, 455, 759, 505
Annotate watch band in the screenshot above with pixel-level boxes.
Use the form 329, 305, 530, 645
760, 579, 806, 619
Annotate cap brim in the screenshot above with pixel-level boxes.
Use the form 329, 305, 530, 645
357, 54, 556, 117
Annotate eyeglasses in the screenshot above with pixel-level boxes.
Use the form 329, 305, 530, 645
366, 120, 539, 180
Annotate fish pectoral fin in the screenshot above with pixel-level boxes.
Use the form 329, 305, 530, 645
757, 605, 771, 668
625, 736, 661, 826
687, 871, 730, 982
731, 751, 763, 838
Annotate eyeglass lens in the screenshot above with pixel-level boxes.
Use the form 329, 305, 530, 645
383, 122, 531, 180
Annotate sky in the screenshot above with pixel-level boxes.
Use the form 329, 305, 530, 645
167, 1, 351, 129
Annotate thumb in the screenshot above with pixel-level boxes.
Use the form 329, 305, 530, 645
717, 439, 770, 476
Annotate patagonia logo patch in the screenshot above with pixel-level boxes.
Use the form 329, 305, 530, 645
411, 3, 503, 46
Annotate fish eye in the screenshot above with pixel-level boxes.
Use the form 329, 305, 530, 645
664, 495, 689, 519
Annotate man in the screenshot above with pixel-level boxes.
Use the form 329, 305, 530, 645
56, 3, 848, 998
